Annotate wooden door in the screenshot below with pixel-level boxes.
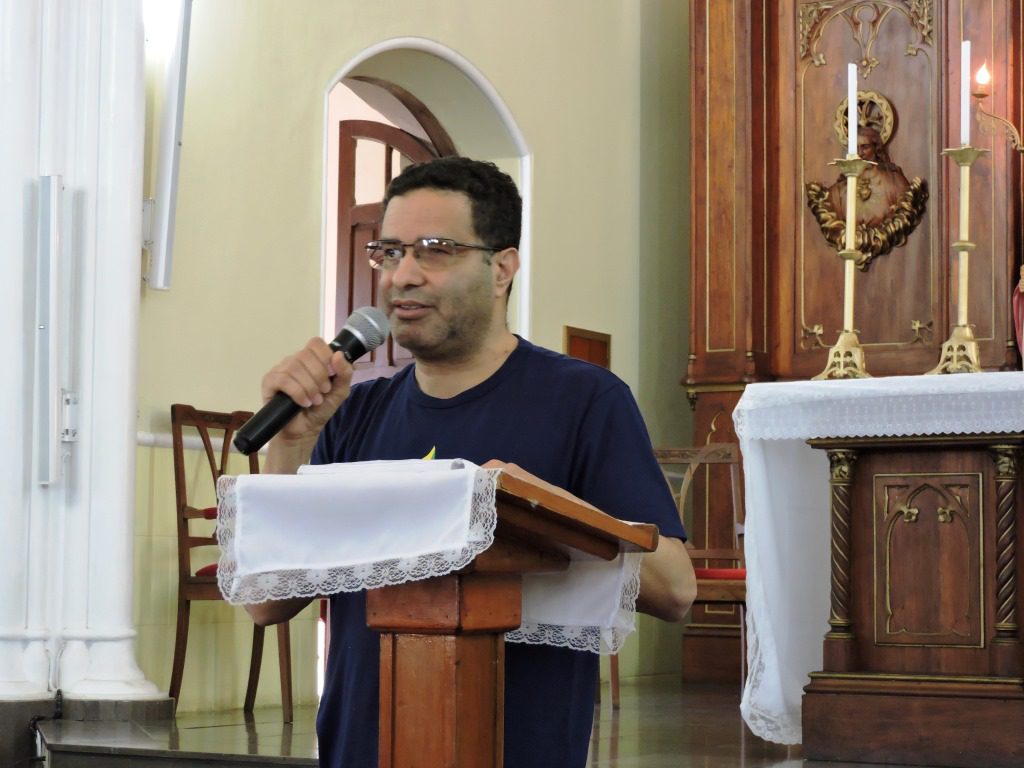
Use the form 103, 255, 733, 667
335, 120, 442, 382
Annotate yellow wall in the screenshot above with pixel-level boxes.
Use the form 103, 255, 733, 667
135, 0, 691, 710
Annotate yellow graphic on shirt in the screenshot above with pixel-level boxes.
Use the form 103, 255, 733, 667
422, 446, 436, 460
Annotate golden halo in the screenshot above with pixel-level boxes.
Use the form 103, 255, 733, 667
834, 90, 896, 147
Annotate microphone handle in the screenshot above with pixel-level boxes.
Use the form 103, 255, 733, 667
233, 338, 356, 455
233, 392, 302, 455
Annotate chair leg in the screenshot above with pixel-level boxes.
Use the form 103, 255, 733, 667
277, 621, 293, 723
244, 624, 265, 713
169, 596, 191, 711
609, 652, 620, 710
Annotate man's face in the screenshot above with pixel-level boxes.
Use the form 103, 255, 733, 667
857, 133, 878, 162
379, 188, 499, 364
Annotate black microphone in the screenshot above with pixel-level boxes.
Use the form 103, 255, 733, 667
233, 306, 390, 455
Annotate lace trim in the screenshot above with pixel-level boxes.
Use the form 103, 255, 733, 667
216, 469, 499, 603
216, 467, 641, 656
739, 596, 802, 744
506, 552, 642, 655
734, 371, 1024, 442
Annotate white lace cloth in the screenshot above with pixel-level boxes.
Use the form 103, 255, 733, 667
733, 371, 1024, 745
216, 459, 641, 655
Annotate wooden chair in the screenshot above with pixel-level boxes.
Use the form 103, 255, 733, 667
657, 444, 746, 680
600, 444, 745, 708
169, 403, 293, 721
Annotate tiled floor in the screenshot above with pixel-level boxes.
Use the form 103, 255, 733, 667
588, 675, 950, 768
40, 707, 319, 766
589, 676, 798, 767
40, 675, 952, 767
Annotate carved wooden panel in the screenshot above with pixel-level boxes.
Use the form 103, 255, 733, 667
778, 0, 1018, 377
835, 438, 1018, 676
689, 0, 1022, 384
872, 472, 983, 648
794, 2, 939, 373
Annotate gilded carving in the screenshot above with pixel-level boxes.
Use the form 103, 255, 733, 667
801, 322, 826, 350
897, 504, 919, 522
806, 91, 928, 269
799, 1, 934, 72
909, 319, 932, 344
798, 5, 830, 65
828, 449, 858, 483
991, 445, 1019, 480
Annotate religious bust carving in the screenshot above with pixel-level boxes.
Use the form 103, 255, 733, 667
806, 91, 929, 270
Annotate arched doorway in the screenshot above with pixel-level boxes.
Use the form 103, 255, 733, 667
321, 39, 532, 348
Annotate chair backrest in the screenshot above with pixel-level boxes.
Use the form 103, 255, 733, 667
653, 444, 744, 565
170, 404, 258, 579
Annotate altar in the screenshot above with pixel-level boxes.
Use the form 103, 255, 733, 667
734, 371, 1024, 766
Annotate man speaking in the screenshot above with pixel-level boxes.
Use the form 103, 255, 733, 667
244, 156, 695, 767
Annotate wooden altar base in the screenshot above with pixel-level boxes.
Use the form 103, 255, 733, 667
804, 434, 1024, 768
803, 675, 1024, 768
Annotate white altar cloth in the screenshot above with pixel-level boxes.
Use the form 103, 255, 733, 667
216, 459, 641, 655
733, 371, 1024, 744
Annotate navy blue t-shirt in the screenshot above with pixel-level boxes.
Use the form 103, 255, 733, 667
311, 337, 686, 768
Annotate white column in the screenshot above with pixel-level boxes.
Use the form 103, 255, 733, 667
55, 0, 156, 699
0, 0, 158, 700
0, 0, 50, 700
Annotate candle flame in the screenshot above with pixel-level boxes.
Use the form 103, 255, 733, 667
976, 62, 991, 87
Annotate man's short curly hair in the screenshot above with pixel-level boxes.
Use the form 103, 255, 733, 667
382, 156, 521, 250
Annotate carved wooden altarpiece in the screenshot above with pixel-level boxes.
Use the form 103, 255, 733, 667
686, 0, 1023, 682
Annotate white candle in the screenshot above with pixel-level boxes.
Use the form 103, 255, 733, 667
847, 63, 857, 155
961, 40, 971, 145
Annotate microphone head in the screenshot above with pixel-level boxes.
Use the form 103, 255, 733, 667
345, 306, 390, 351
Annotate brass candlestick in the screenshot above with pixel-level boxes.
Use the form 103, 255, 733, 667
814, 155, 875, 381
927, 145, 988, 374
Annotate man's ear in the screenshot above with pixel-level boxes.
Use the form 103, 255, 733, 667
492, 247, 519, 297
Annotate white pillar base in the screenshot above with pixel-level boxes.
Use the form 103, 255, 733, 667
0, 683, 50, 701
59, 638, 160, 699
0, 636, 49, 700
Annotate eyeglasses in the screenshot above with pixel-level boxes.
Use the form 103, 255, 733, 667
365, 237, 501, 271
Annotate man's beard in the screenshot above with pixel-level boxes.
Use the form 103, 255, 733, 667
389, 286, 493, 365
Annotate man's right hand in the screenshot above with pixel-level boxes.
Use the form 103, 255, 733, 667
260, 337, 354, 473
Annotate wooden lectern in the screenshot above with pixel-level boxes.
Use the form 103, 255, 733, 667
365, 469, 659, 768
